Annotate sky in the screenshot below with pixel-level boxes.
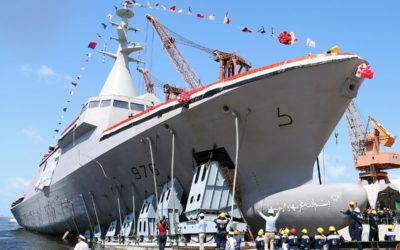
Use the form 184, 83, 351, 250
0, 0, 399, 216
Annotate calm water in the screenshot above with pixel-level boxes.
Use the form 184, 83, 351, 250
0, 217, 74, 250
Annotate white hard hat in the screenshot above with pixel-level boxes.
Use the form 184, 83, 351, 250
78, 234, 86, 240
199, 213, 205, 217
354, 207, 360, 213
268, 209, 274, 214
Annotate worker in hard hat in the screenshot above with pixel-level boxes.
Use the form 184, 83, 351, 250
226, 231, 237, 250
368, 209, 379, 242
352, 207, 363, 250
197, 213, 207, 250
257, 208, 283, 250
273, 229, 283, 250
326, 226, 344, 250
256, 229, 265, 250
314, 227, 326, 250
214, 212, 231, 250
384, 224, 396, 241
233, 230, 241, 250
340, 201, 357, 240
299, 229, 310, 250
285, 228, 299, 250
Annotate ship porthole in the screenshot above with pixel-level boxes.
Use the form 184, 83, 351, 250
222, 105, 230, 113
349, 84, 355, 91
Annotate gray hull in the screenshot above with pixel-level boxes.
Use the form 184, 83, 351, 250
12, 54, 367, 235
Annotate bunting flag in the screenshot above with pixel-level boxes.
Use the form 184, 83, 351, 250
58, 122, 62, 125
101, 23, 107, 29
170, 5, 176, 12
258, 26, 266, 34
86, 53, 92, 57
241, 27, 252, 33
306, 37, 316, 48
188, 7, 192, 15
107, 14, 113, 21
63, 108, 67, 112
69, 91, 74, 95
271, 27, 275, 37
161, 5, 166, 11
96, 33, 102, 38
154, 3, 159, 9
71, 82, 78, 87
177, 9, 183, 14
196, 13, 205, 18
223, 12, 230, 24
209, 14, 216, 21
146, 2, 152, 9
54, 129, 59, 133
88, 42, 97, 49
80, 67, 86, 71
113, 5, 118, 11
77, 75, 81, 80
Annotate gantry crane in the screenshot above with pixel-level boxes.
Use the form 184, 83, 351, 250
345, 100, 400, 184
145, 15, 251, 90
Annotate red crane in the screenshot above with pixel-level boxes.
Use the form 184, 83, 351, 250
146, 14, 202, 90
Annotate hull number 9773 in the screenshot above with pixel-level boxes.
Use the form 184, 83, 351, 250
131, 164, 160, 179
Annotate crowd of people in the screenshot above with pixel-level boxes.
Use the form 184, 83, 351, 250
204, 200, 398, 250
73, 201, 398, 250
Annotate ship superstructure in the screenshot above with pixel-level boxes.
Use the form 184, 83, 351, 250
12, 3, 369, 241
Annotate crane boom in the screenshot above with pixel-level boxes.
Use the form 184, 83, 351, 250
146, 14, 202, 90
344, 100, 367, 163
137, 67, 154, 93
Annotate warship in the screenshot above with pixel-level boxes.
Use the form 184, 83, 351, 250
11, 3, 369, 240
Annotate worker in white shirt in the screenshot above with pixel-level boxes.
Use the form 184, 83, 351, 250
198, 213, 207, 250
257, 208, 282, 250
74, 235, 89, 250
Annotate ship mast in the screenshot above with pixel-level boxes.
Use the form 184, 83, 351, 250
98, 2, 143, 98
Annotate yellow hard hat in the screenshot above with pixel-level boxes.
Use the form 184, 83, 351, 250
329, 226, 336, 232
317, 227, 324, 234
349, 201, 356, 206
371, 210, 377, 215
327, 45, 340, 54
285, 228, 290, 235
258, 229, 264, 236
301, 228, 308, 234
234, 230, 239, 235
388, 225, 394, 230
219, 212, 226, 219
279, 229, 285, 235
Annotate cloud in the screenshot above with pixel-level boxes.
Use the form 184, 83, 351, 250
37, 64, 56, 79
21, 126, 44, 144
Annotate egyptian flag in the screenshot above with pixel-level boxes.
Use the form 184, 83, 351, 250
196, 13, 205, 18
170, 5, 176, 12
223, 12, 230, 24
241, 27, 252, 33
88, 42, 97, 49
71, 82, 78, 87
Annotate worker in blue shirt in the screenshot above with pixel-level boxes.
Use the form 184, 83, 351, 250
214, 212, 231, 250
353, 207, 363, 250
340, 201, 356, 240
326, 226, 343, 250
256, 229, 265, 250
314, 227, 326, 250
299, 228, 310, 250
273, 230, 283, 250
233, 230, 241, 250
285, 228, 299, 250
384, 225, 396, 241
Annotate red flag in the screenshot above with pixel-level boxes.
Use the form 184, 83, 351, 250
241, 27, 252, 33
170, 5, 176, 12
88, 42, 97, 49
71, 82, 78, 87
196, 13, 205, 18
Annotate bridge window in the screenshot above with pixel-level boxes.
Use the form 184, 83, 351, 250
130, 103, 145, 112
113, 100, 129, 109
89, 101, 100, 109
100, 99, 112, 107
